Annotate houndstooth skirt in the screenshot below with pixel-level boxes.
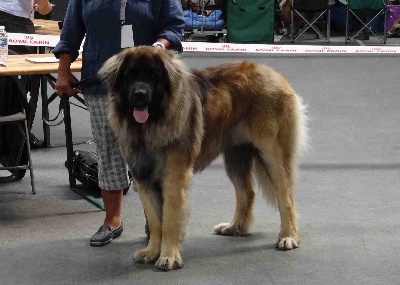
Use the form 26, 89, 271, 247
84, 94, 130, 191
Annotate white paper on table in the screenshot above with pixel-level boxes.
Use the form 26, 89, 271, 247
25, 57, 59, 63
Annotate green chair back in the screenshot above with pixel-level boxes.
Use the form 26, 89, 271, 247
349, 0, 386, 18
349, 0, 385, 10
227, 0, 274, 43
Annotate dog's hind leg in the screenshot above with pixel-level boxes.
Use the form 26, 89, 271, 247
214, 144, 255, 236
255, 142, 300, 250
134, 181, 163, 264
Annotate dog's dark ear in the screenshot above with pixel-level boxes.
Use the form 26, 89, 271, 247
162, 50, 188, 93
98, 51, 132, 95
151, 55, 172, 94
113, 54, 133, 92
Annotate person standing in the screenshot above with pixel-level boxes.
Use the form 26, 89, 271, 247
0, 0, 53, 149
52, 0, 184, 246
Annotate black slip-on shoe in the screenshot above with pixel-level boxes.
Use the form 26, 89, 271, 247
90, 223, 123, 247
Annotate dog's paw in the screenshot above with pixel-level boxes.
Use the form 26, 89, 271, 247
133, 247, 160, 264
214, 223, 247, 236
277, 237, 299, 250
155, 255, 183, 271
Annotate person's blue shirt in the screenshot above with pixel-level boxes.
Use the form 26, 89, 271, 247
52, 0, 184, 95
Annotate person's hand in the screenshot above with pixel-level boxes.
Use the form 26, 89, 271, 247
34, 0, 53, 15
55, 70, 80, 97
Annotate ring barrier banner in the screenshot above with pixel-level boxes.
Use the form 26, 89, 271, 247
182, 42, 400, 54
7, 33, 400, 54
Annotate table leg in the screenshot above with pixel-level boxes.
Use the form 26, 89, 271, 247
41, 74, 50, 148
38, 46, 51, 148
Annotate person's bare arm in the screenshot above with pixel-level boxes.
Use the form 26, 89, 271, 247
34, 0, 53, 15
55, 54, 79, 97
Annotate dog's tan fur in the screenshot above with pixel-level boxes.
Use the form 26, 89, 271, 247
99, 46, 308, 271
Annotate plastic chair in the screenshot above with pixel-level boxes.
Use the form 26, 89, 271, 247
290, 0, 332, 42
0, 65, 35, 194
345, 0, 388, 43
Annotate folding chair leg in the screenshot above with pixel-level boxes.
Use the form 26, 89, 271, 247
384, 7, 387, 44
327, 10, 331, 42
345, 5, 350, 44
294, 14, 327, 42
345, 5, 388, 44
23, 118, 36, 194
290, 7, 331, 43
291, 6, 295, 42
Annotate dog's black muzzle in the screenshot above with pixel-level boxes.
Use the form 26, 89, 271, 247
129, 81, 152, 109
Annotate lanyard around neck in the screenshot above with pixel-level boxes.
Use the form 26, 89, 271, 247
120, 0, 126, 22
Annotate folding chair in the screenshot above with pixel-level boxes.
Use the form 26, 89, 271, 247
290, 0, 332, 43
0, 73, 35, 194
345, 0, 388, 44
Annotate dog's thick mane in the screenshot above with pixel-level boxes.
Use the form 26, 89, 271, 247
99, 47, 204, 152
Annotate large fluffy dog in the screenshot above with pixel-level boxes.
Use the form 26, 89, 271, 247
98, 46, 308, 271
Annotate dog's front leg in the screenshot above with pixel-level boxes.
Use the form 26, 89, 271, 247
156, 153, 192, 271
134, 181, 163, 264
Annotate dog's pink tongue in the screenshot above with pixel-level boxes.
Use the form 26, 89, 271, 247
133, 107, 149, 124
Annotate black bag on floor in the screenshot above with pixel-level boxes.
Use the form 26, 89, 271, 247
0, 75, 29, 180
67, 150, 131, 194
68, 150, 99, 189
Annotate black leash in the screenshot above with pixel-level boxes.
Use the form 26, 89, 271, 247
43, 77, 100, 126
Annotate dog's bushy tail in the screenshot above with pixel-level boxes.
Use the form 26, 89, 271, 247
294, 94, 310, 157
253, 93, 309, 206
